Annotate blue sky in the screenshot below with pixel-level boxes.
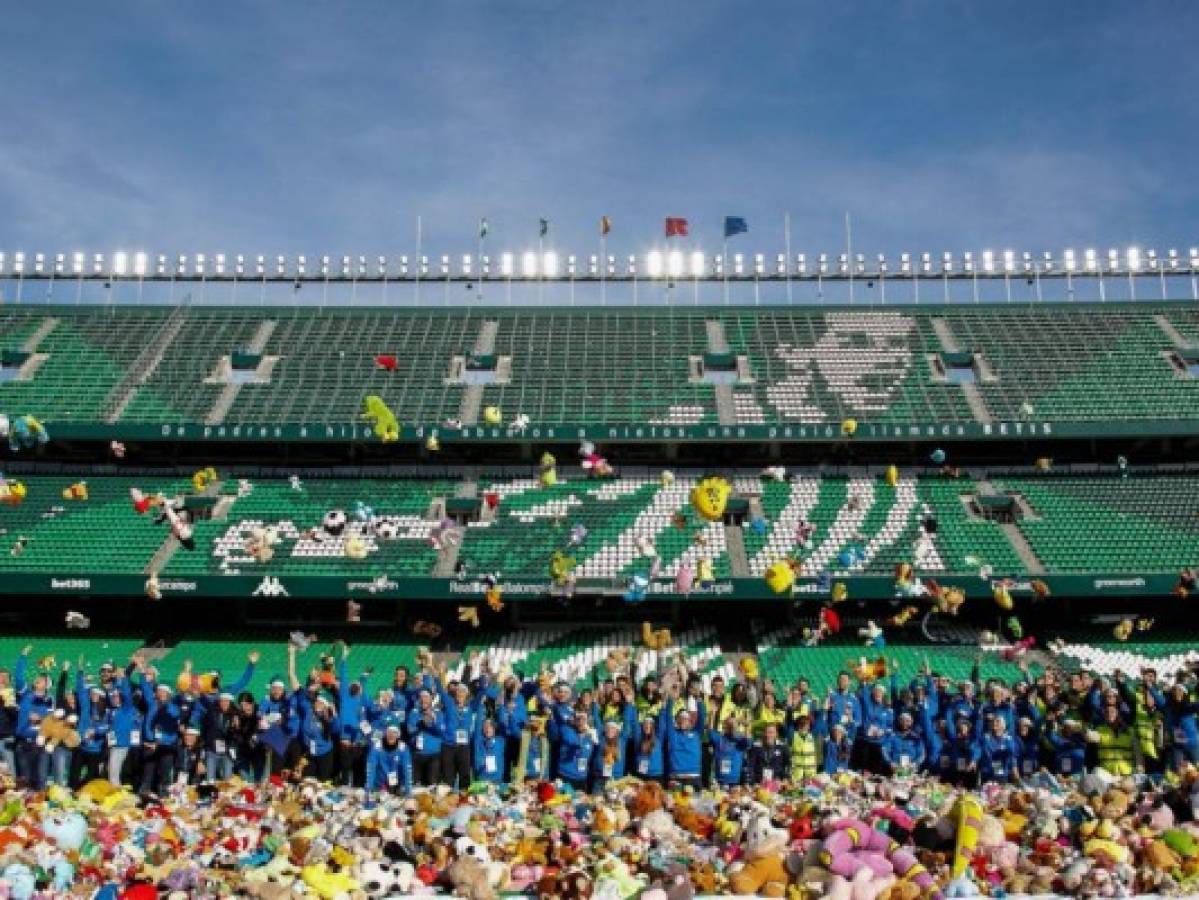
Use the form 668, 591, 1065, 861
1, 0, 1196, 263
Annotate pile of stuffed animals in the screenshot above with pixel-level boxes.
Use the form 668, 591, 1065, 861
0, 763, 1198, 898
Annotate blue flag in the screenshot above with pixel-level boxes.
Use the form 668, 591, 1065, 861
724, 216, 748, 239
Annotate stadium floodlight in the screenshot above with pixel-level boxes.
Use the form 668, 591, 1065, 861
567, 254, 576, 276
399, 256, 409, 276
1127, 246, 1141, 271
542, 252, 558, 277
215, 254, 227, 276
176, 255, 187, 275
667, 250, 683, 279
1042, 251, 1053, 271
855, 252, 866, 274
942, 251, 953, 273
1146, 249, 1158, 270
626, 254, 637, 275
377, 255, 387, 275
982, 250, 994, 273
796, 253, 807, 274
0, 252, 5, 274
1063, 249, 1076, 272
1021, 251, 1033, 272
1003, 250, 1015, 273
691, 251, 705, 277
93, 253, 104, 275
818, 252, 828, 274
1085, 248, 1097, 271
606, 254, 616, 275
195, 253, 206, 275
54, 253, 65, 275
714, 255, 724, 275
34, 253, 44, 274
878, 253, 889, 273
734, 253, 744, 276
357, 255, 367, 274
462, 254, 472, 274
439, 255, 449, 276
1190, 247, 1199, 269
962, 251, 974, 273
921, 252, 932, 274
1168, 248, 1180, 270
646, 250, 664, 278
899, 252, 911, 274
134, 252, 147, 276
838, 253, 848, 275
12, 252, 24, 274
776, 253, 786, 275
1107, 248, 1120, 272
521, 251, 537, 277
73, 252, 85, 275
500, 252, 514, 276
588, 254, 598, 276
296, 256, 307, 275
753, 253, 765, 276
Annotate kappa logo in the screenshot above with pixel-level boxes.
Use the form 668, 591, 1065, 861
252, 576, 289, 597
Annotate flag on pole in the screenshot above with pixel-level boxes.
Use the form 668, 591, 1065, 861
539, 218, 549, 238
478, 218, 489, 239
665, 217, 689, 237
724, 216, 748, 239
600, 216, 612, 236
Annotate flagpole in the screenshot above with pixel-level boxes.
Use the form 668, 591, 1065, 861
723, 237, 729, 306
538, 230, 544, 305
600, 231, 606, 306
845, 211, 854, 305
477, 221, 484, 303
784, 212, 793, 304
415, 215, 422, 307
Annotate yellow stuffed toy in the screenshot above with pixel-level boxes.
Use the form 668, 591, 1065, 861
483, 406, 502, 425
885, 465, 900, 487
539, 452, 558, 487
993, 584, 1014, 611
691, 476, 731, 522
641, 621, 672, 651
739, 657, 760, 682
300, 862, 359, 899
764, 560, 795, 595
61, 481, 88, 501
0, 480, 25, 505
841, 418, 857, 437
361, 395, 399, 442
831, 582, 848, 603
192, 467, 218, 493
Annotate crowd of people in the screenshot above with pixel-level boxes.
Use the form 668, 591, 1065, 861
3, 637, 1197, 798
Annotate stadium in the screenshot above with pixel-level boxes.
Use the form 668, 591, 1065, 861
2, 242, 1199, 899
4, 1, 1199, 896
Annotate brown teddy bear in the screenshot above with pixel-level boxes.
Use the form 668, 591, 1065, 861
728, 813, 791, 897
38, 712, 81, 753
629, 781, 666, 819
448, 853, 497, 900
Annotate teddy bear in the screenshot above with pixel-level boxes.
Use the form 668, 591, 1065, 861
729, 813, 792, 897
538, 867, 593, 900
38, 712, 81, 753
358, 858, 414, 897
447, 852, 496, 900
641, 861, 695, 900
630, 781, 666, 819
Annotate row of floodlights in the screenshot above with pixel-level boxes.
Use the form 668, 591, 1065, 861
1, 248, 1198, 278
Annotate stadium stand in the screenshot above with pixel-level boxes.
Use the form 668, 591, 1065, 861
5, 302, 1199, 429
1, 470, 1195, 582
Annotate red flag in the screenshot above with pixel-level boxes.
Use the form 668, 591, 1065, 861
664, 217, 689, 237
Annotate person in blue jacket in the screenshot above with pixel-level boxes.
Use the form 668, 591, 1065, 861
1014, 716, 1043, 778
1045, 718, 1088, 776
827, 672, 862, 741
365, 720, 413, 796
979, 715, 1019, 783
709, 715, 752, 787
435, 675, 477, 790
296, 692, 340, 782
406, 690, 445, 786
978, 682, 1016, 737
659, 687, 706, 788
14, 646, 54, 789
258, 676, 296, 777
74, 669, 110, 786
881, 711, 925, 774
472, 716, 507, 785
1163, 682, 1199, 770
497, 678, 529, 780
105, 671, 142, 787
335, 651, 370, 786
590, 718, 627, 791
946, 718, 981, 788
555, 709, 597, 790
858, 679, 895, 774
821, 722, 853, 775
630, 715, 665, 782
139, 665, 184, 797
